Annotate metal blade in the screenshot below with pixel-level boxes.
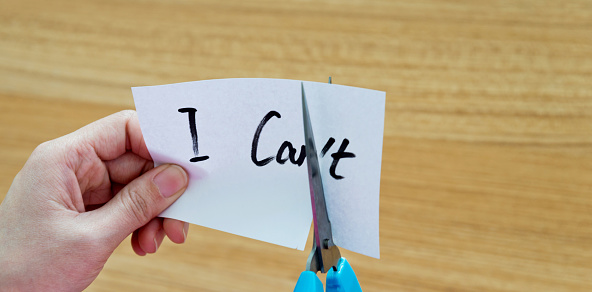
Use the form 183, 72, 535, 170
302, 82, 341, 273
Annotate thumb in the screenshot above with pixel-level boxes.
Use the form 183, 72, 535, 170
94, 164, 188, 241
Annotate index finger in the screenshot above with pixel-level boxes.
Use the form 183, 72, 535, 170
71, 110, 152, 161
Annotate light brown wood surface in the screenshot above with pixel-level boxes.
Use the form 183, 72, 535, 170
1, 0, 591, 291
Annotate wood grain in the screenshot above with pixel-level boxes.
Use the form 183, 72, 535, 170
1, 0, 591, 291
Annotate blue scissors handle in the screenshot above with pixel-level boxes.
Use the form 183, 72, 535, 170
294, 258, 362, 292
326, 258, 362, 292
294, 271, 324, 292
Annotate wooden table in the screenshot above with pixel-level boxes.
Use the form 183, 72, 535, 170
1, 0, 591, 291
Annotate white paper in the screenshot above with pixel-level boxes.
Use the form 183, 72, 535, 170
133, 78, 384, 258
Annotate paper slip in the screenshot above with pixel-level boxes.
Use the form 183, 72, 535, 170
133, 78, 385, 258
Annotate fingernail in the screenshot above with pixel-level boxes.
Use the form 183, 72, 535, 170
183, 222, 189, 242
153, 165, 187, 198
154, 229, 165, 253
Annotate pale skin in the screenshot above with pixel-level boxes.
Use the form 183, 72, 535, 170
0, 110, 189, 291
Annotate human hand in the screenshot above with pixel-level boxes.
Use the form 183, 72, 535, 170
0, 110, 189, 291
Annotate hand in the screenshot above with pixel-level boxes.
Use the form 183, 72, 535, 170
0, 110, 189, 291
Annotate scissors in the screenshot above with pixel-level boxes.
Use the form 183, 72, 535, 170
294, 81, 363, 292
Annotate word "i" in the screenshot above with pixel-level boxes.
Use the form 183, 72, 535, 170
178, 107, 210, 162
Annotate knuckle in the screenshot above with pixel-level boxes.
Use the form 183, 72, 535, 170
121, 188, 152, 224
30, 140, 54, 160
20, 140, 59, 179
29, 138, 69, 167
117, 109, 136, 120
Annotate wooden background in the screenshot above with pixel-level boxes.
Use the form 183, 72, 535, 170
1, 0, 591, 291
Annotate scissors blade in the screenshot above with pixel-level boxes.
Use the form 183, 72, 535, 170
301, 82, 341, 273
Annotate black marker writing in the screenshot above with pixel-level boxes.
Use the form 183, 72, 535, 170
250, 111, 355, 179
320, 137, 336, 157
329, 138, 355, 180
251, 110, 306, 167
178, 107, 210, 163
276, 141, 306, 165
251, 111, 280, 166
